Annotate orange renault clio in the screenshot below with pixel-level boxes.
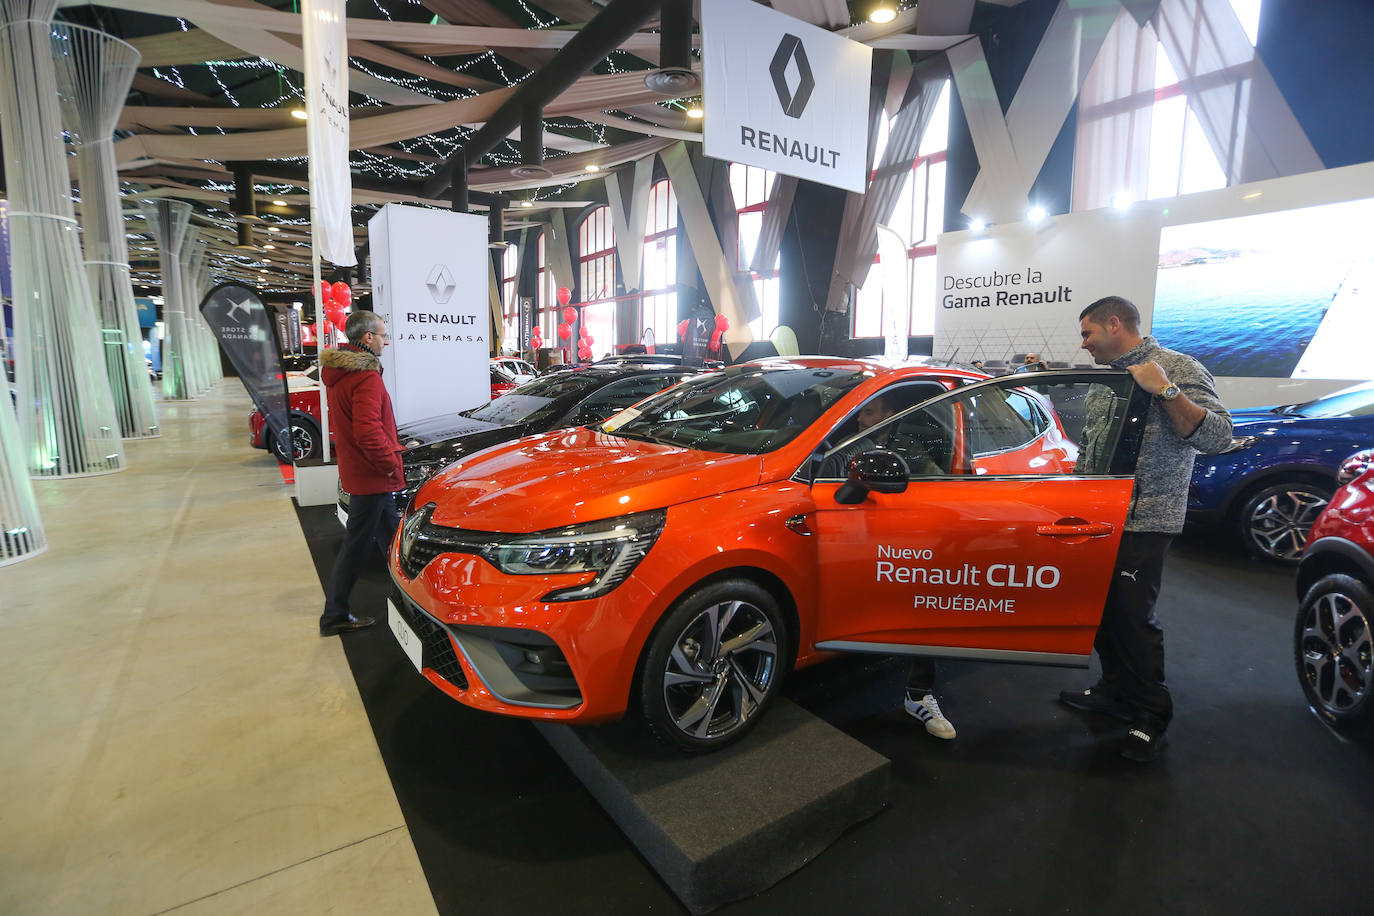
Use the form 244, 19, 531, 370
388, 357, 1151, 751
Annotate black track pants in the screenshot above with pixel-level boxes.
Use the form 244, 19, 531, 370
1095, 531, 1174, 726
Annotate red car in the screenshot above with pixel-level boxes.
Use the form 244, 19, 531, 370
250, 366, 519, 463
388, 358, 1151, 751
1295, 448, 1374, 730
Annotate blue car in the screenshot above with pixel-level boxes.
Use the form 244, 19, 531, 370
1189, 380, 1374, 564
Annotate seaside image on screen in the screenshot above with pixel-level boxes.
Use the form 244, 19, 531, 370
1151, 197, 1374, 380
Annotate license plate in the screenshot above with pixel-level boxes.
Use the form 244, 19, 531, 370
387, 598, 424, 673
335, 503, 348, 527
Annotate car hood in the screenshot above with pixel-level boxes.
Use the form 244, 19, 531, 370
397, 414, 501, 449
404, 422, 533, 466
1229, 406, 1287, 425
417, 427, 765, 532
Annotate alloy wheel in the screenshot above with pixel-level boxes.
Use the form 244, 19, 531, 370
1299, 591, 1373, 715
661, 599, 779, 742
1246, 487, 1328, 561
290, 424, 316, 461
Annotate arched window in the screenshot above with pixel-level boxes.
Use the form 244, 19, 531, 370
729, 164, 780, 340
536, 231, 558, 339
577, 205, 617, 358
639, 179, 677, 349
852, 80, 951, 339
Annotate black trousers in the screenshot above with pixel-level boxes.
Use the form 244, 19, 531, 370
1095, 531, 1174, 726
322, 491, 401, 624
906, 657, 936, 695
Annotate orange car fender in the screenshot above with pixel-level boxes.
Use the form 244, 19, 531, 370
605, 481, 822, 700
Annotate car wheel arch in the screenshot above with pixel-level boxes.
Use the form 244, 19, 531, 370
625, 564, 802, 716
1223, 466, 1336, 520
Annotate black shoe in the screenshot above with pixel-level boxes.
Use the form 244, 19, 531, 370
1059, 685, 1134, 722
320, 614, 375, 637
1119, 716, 1168, 762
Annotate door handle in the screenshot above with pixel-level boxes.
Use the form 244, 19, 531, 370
1036, 520, 1115, 538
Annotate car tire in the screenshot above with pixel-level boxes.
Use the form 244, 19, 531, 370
1295, 573, 1374, 731
638, 578, 788, 753
270, 416, 322, 464
1235, 479, 1332, 565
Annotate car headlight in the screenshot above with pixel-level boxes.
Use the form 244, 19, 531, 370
404, 462, 438, 486
1220, 435, 1259, 454
1337, 448, 1374, 487
487, 510, 667, 601
398, 505, 666, 600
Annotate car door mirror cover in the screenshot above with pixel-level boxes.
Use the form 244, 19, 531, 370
835, 449, 910, 503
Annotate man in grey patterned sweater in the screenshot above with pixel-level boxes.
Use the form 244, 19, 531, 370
1060, 296, 1233, 762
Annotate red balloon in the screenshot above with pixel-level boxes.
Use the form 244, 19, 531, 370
531, 335, 543, 349
583, 334, 594, 346
557, 287, 572, 306
709, 330, 723, 350
677, 319, 689, 341
557, 323, 572, 341
715, 313, 729, 331
577, 345, 591, 360
562, 306, 577, 324
331, 282, 352, 308
319, 281, 334, 306
331, 305, 350, 330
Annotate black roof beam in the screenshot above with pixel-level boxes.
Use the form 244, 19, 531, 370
422, 0, 663, 199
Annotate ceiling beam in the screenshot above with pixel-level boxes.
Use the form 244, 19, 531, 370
423, 0, 663, 198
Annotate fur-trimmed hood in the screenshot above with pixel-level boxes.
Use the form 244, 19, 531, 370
320, 345, 381, 374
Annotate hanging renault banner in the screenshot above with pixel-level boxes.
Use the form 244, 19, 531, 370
368, 204, 489, 425
301, 0, 355, 266
198, 284, 289, 448
933, 209, 1162, 368
701, 0, 871, 193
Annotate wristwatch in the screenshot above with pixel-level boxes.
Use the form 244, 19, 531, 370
1157, 383, 1180, 401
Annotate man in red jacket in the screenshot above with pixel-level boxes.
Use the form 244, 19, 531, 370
318, 309, 405, 636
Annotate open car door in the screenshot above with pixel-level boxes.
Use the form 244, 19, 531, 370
809, 370, 1150, 666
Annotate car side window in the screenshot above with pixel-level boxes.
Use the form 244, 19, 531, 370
813, 381, 947, 479
569, 374, 683, 424
815, 373, 1147, 480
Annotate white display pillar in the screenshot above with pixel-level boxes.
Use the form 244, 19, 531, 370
0, 0, 125, 477
141, 198, 194, 400
54, 22, 159, 439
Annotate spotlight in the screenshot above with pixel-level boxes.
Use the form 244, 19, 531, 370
1111, 193, 1132, 211
584, 164, 601, 173
290, 108, 307, 120
869, 6, 897, 24
686, 105, 703, 120
969, 219, 986, 232
264, 243, 276, 249
519, 200, 533, 208
268, 226, 281, 233
273, 199, 287, 206
1027, 206, 1047, 224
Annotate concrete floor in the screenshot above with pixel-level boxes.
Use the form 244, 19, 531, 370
0, 385, 434, 915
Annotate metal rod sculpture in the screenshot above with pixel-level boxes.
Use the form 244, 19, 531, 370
0, 0, 125, 477
177, 227, 208, 397
52, 22, 158, 438
0, 382, 46, 565
140, 198, 193, 400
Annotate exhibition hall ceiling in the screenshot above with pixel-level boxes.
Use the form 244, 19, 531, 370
36, 0, 1017, 293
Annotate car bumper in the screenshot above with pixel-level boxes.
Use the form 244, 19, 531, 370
388, 550, 660, 723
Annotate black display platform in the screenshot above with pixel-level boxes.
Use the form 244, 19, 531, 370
536, 700, 890, 914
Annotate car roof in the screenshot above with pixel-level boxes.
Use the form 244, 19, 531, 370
732, 354, 984, 382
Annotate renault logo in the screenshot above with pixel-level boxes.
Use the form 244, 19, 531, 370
425, 264, 456, 305
769, 33, 815, 119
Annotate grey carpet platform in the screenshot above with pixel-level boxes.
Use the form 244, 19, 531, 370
535, 699, 890, 914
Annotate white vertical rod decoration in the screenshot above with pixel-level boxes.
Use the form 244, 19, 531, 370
0, 0, 126, 478
141, 198, 193, 400
52, 22, 159, 439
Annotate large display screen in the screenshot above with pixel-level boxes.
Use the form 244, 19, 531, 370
1152, 197, 1374, 380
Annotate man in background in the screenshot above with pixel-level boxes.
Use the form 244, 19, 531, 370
318, 310, 404, 637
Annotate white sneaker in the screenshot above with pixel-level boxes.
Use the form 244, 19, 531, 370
904, 692, 956, 739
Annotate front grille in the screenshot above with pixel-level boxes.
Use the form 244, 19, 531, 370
393, 590, 467, 688
400, 538, 447, 579
398, 506, 503, 579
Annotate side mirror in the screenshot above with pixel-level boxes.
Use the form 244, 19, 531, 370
834, 449, 910, 504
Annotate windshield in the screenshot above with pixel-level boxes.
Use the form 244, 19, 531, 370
601, 365, 869, 454
1291, 382, 1374, 419
464, 372, 604, 425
